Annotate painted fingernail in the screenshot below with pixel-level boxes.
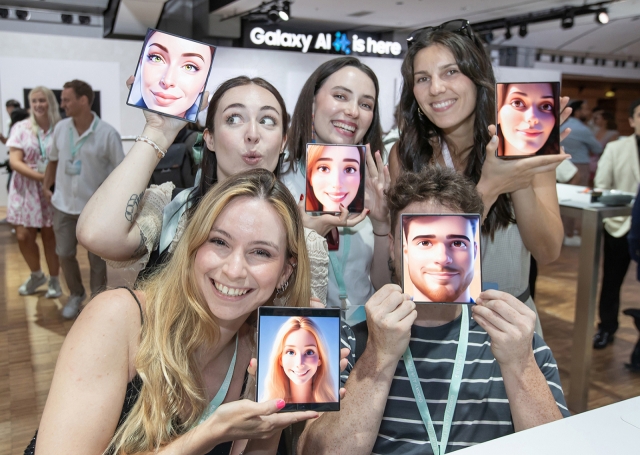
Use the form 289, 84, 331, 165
365, 209, 371, 214
339, 203, 344, 209
276, 399, 286, 409
300, 194, 304, 201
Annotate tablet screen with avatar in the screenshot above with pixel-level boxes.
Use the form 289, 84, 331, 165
305, 144, 366, 215
257, 307, 341, 412
401, 213, 482, 304
127, 29, 216, 123
496, 81, 560, 158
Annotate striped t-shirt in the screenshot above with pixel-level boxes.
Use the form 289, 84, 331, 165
351, 313, 570, 454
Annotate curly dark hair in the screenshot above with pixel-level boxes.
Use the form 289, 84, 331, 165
396, 27, 514, 238
386, 166, 484, 237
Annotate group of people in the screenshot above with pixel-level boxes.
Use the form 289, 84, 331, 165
13, 18, 635, 455
5, 81, 124, 319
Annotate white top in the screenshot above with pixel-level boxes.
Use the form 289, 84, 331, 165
455, 396, 640, 455
49, 113, 124, 215
280, 160, 375, 308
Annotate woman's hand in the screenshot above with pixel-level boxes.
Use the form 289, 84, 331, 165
125, 75, 210, 150
477, 125, 569, 210
364, 145, 391, 234
297, 195, 369, 237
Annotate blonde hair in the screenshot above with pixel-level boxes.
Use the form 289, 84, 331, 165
108, 169, 310, 454
264, 317, 336, 403
28, 86, 61, 134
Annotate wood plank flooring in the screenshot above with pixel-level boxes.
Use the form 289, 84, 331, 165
1, 209, 640, 454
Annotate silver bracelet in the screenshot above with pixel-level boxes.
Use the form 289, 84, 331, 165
136, 135, 167, 159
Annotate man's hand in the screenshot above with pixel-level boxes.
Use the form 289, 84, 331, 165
365, 284, 416, 366
471, 289, 536, 370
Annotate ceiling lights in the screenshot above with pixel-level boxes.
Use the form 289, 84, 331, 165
222, 0, 291, 23
596, 8, 609, 24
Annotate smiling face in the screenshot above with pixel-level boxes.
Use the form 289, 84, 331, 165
498, 83, 556, 156
308, 145, 361, 212
412, 44, 478, 135
312, 66, 376, 145
403, 212, 477, 303
29, 91, 49, 122
204, 84, 285, 183
194, 197, 292, 323
280, 328, 321, 387
139, 32, 212, 118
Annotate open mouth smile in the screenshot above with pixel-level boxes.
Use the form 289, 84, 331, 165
324, 192, 349, 203
211, 279, 252, 297
430, 99, 456, 112
332, 120, 357, 136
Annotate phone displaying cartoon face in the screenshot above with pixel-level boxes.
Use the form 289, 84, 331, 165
127, 29, 216, 123
257, 307, 341, 412
401, 213, 482, 304
305, 143, 366, 215
495, 81, 561, 159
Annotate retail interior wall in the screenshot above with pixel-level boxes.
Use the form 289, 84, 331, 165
0, 30, 561, 206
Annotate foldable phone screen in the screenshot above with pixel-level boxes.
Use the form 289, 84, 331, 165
401, 213, 482, 304
305, 143, 366, 215
496, 81, 561, 158
127, 28, 216, 123
257, 307, 341, 412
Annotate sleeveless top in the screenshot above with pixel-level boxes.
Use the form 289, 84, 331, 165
24, 288, 234, 455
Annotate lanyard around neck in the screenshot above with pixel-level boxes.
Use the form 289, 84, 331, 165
68, 117, 98, 160
37, 129, 50, 160
328, 229, 351, 309
403, 304, 469, 455
440, 141, 455, 170
198, 334, 239, 425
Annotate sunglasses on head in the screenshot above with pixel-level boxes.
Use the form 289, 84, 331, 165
406, 19, 471, 47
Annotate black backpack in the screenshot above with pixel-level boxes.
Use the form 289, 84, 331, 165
148, 142, 196, 188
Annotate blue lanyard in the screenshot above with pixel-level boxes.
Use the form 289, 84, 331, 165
197, 334, 239, 424
328, 229, 351, 309
68, 117, 98, 160
37, 128, 51, 160
403, 305, 469, 455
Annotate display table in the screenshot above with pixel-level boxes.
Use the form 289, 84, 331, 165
556, 184, 633, 413
456, 396, 640, 454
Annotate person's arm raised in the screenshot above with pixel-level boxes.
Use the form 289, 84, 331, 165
471, 290, 563, 431
76, 76, 206, 262
298, 285, 416, 454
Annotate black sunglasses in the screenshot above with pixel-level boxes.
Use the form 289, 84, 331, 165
407, 19, 471, 47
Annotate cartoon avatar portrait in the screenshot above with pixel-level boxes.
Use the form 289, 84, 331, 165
127, 29, 215, 122
496, 82, 560, 157
305, 144, 366, 214
402, 214, 482, 304
261, 316, 338, 404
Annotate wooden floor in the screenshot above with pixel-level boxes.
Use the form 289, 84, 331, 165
1, 211, 640, 454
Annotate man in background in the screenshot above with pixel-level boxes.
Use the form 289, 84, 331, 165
560, 100, 603, 246
592, 99, 640, 349
43, 80, 124, 319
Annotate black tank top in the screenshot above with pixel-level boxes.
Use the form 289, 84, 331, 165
24, 287, 233, 455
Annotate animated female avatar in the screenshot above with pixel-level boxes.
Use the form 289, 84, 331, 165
129, 29, 214, 122
264, 317, 337, 404
497, 82, 559, 157
305, 144, 365, 213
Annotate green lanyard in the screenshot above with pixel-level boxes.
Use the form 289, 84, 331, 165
197, 334, 239, 424
328, 228, 351, 309
37, 129, 50, 160
403, 305, 469, 455
68, 117, 98, 161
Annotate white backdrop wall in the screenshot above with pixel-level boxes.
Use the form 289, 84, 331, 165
0, 30, 559, 206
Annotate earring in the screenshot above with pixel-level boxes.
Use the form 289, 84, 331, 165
276, 280, 289, 298
418, 106, 425, 117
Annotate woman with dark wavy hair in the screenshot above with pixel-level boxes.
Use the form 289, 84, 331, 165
389, 20, 572, 334
281, 56, 391, 312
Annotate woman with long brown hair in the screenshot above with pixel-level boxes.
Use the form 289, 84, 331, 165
390, 20, 572, 334
31, 169, 318, 455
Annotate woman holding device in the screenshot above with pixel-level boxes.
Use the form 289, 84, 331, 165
29, 169, 318, 455
282, 56, 391, 311
7, 86, 62, 298
389, 20, 571, 334
263, 316, 337, 404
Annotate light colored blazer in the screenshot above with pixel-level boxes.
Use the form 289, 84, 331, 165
594, 135, 640, 237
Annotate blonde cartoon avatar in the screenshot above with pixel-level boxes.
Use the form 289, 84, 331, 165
306, 144, 365, 213
264, 317, 337, 403
129, 30, 214, 121
497, 82, 559, 157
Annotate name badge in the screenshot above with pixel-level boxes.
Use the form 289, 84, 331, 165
36, 159, 48, 174
65, 159, 82, 176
